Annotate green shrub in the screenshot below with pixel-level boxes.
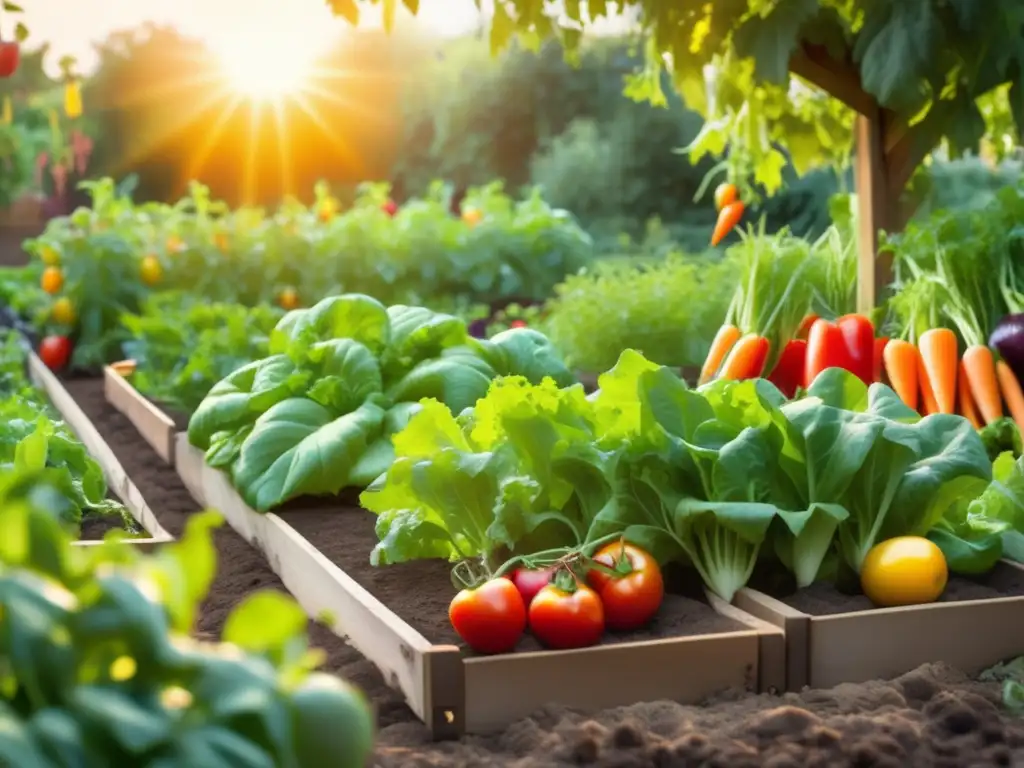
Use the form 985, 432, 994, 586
543, 251, 734, 372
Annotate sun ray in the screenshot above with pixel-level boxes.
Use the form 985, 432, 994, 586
290, 92, 366, 176
108, 85, 235, 178
177, 92, 245, 197
299, 82, 392, 126
271, 101, 294, 198
242, 101, 265, 205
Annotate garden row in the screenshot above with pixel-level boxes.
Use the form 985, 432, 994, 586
93, 292, 1024, 739
0, 333, 379, 766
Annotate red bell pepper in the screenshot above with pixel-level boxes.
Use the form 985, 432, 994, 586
873, 337, 889, 384
805, 315, 876, 387
796, 313, 819, 340
768, 339, 807, 398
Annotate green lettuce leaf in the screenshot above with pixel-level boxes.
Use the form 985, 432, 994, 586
233, 398, 386, 511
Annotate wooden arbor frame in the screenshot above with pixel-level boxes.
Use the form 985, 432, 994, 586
790, 44, 940, 314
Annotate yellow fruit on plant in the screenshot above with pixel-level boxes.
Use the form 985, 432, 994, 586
51, 297, 75, 325
317, 200, 338, 223
41, 267, 63, 294
860, 536, 948, 607
278, 287, 300, 310
40, 245, 60, 266
140, 255, 163, 286
166, 235, 185, 253
462, 207, 483, 227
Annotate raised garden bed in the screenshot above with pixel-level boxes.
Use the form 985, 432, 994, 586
175, 433, 786, 736
55, 363, 1024, 766
28, 352, 174, 548
103, 362, 183, 466
735, 564, 1024, 691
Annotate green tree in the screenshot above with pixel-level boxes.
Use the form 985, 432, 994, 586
331, 0, 1024, 307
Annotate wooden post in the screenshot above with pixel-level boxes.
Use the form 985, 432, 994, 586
853, 109, 894, 315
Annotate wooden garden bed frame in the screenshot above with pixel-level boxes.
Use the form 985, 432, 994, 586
174, 433, 786, 737
789, 44, 941, 314
27, 352, 174, 548
104, 362, 177, 466
734, 568, 1024, 691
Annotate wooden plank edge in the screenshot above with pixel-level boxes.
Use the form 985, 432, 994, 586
734, 587, 811, 692
174, 435, 443, 728
103, 364, 176, 466
461, 629, 760, 733
73, 537, 167, 552
27, 353, 175, 543
708, 592, 786, 694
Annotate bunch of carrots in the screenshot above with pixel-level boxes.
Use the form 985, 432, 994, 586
700, 224, 862, 395
877, 329, 1024, 430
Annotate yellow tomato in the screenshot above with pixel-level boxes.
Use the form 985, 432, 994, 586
278, 287, 300, 310
317, 200, 338, 223
860, 536, 948, 607
41, 267, 63, 295
51, 297, 76, 325
140, 255, 163, 286
461, 207, 483, 227
40, 245, 61, 266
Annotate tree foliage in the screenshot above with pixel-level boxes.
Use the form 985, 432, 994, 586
335, 0, 1024, 199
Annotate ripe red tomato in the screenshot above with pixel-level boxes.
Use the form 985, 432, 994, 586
587, 541, 664, 631
528, 581, 605, 649
510, 567, 554, 607
381, 199, 398, 217
509, 319, 527, 329
39, 336, 72, 371
449, 578, 525, 654
713, 182, 738, 212
0, 42, 20, 78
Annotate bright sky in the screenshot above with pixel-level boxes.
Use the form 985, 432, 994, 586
7, 0, 487, 76
8, 1, 635, 78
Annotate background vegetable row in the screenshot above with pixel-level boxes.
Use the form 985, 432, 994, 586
0, 329, 130, 536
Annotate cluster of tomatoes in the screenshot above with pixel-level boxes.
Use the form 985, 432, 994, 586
448, 541, 664, 655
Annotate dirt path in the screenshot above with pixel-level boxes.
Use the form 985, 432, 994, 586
64, 376, 1024, 767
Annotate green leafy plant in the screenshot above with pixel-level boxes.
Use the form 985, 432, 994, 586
363, 351, 998, 602
0, 467, 374, 766
0, 330, 129, 535
187, 294, 576, 512
542, 252, 736, 373
121, 293, 284, 414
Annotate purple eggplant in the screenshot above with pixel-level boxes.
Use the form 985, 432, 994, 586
990, 313, 1024, 382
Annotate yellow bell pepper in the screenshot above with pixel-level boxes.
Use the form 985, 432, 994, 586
64, 81, 82, 119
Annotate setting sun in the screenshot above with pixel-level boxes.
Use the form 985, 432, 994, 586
216, 35, 318, 99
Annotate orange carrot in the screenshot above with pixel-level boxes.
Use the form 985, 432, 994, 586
718, 334, 770, 380
711, 201, 745, 247
918, 355, 939, 415
873, 337, 889, 383
917, 328, 958, 414
700, 324, 742, 384
957, 359, 982, 428
996, 361, 1024, 431
960, 345, 1003, 425
714, 183, 738, 212
882, 340, 919, 411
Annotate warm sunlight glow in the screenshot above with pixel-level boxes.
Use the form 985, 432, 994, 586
217, 35, 316, 99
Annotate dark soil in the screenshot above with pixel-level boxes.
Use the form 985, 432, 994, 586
773, 564, 1024, 617
64, 375, 1024, 766
61, 376, 413, 729
280, 505, 742, 652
